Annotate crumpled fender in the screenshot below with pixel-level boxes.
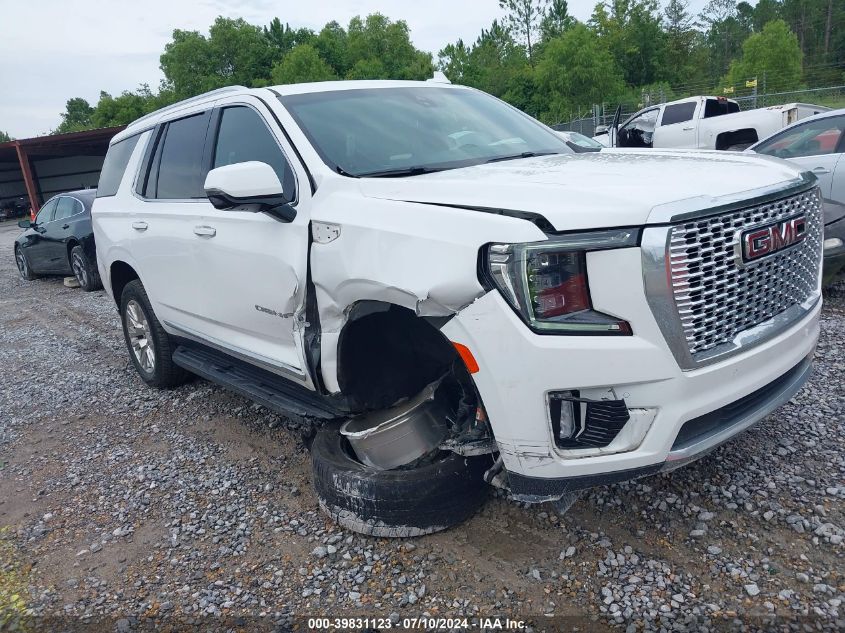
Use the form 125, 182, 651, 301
309, 189, 545, 393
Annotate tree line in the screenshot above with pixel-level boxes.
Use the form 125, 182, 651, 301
47, 0, 845, 135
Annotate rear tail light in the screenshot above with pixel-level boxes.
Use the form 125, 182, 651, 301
484, 229, 638, 335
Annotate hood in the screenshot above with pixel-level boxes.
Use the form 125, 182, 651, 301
357, 149, 807, 231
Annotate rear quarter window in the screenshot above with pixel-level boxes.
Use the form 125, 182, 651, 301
97, 135, 140, 197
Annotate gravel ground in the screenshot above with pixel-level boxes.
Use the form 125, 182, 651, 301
0, 220, 843, 632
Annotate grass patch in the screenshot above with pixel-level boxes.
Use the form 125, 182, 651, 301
0, 527, 30, 632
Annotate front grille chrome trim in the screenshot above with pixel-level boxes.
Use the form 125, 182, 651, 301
643, 181, 823, 371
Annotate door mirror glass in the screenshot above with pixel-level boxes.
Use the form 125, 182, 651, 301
18, 219, 32, 229
204, 161, 294, 221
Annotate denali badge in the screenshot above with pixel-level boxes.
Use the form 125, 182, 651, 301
739, 215, 807, 263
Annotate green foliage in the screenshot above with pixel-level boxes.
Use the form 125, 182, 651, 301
314, 21, 350, 77
54, 98, 94, 134
271, 44, 336, 84
535, 23, 625, 121
726, 19, 804, 92
346, 14, 433, 80
160, 17, 275, 99
591, 0, 667, 87
541, 0, 576, 41
264, 18, 315, 56
90, 85, 174, 128
50, 2, 845, 134
499, 0, 548, 63
438, 21, 528, 100
0, 131, 12, 143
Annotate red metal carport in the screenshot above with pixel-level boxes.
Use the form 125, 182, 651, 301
0, 126, 125, 214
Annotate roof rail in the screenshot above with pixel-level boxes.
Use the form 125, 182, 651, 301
129, 85, 247, 128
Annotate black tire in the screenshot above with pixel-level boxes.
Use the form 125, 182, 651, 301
311, 422, 491, 537
14, 246, 37, 281
120, 280, 188, 389
70, 245, 102, 292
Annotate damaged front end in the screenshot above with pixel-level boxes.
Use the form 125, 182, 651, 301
340, 367, 497, 471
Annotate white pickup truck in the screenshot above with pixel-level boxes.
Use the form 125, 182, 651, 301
596, 95, 828, 151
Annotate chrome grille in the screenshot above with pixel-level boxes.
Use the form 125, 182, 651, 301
668, 188, 822, 358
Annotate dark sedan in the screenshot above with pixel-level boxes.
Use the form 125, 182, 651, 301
14, 189, 102, 291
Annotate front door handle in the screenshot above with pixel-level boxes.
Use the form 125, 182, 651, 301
132, 221, 148, 231
62, 224, 70, 229
193, 225, 216, 237
682, 126, 694, 131
812, 167, 830, 174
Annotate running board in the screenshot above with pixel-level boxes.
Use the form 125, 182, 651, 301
172, 344, 343, 420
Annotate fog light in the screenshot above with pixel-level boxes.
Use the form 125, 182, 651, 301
547, 390, 658, 456
549, 391, 579, 440
824, 237, 843, 251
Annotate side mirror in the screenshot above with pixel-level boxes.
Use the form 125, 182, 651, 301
594, 125, 608, 135
18, 219, 33, 229
204, 161, 295, 222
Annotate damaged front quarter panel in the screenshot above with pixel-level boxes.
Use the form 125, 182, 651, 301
309, 192, 545, 393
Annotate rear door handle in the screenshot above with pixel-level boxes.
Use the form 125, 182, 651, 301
62, 224, 70, 229
132, 221, 148, 231
193, 225, 216, 237
812, 167, 830, 174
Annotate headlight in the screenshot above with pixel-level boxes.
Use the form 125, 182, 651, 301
482, 228, 639, 335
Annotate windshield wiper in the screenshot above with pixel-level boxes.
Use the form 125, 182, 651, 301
356, 166, 449, 178
485, 151, 559, 164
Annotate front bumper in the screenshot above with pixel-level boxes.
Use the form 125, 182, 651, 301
441, 247, 820, 502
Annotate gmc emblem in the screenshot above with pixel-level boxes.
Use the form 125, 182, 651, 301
739, 215, 807, 263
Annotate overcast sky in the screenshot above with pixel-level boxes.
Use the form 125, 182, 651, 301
2, 0, 715, 138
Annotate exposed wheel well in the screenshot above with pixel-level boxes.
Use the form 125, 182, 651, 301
336, 302, 473, 412
109, 261, 139, 306
716, 128, 759, 151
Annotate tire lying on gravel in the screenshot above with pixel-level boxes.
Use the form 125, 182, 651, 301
311, 421, 491, 537
120, 279, 189, 389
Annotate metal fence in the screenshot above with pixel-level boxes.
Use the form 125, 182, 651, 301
553, 85, 845, 138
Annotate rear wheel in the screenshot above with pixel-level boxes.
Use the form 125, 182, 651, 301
70, 245, 102, 291
120, 280, 188, 388
311, 421, 491, 537
15, 246, 36, 281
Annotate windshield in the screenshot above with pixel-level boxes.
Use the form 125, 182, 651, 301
279, 87, 570, 177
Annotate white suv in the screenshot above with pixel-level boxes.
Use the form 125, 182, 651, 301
93, 80, 823, 537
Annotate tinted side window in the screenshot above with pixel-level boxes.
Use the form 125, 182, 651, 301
754, 116, 845, 158
35, 199, 58, 224
704, 99, 739, 118
154, 113, 210, 199
97, 135, 140, 197
54, 197, 79, 220
213, 107, 295, 197
661, 102, 697, 126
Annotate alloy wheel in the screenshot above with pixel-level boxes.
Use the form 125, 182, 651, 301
125, 299, 156, 373
72, 253, 88, 288
15, 249, 28, 279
